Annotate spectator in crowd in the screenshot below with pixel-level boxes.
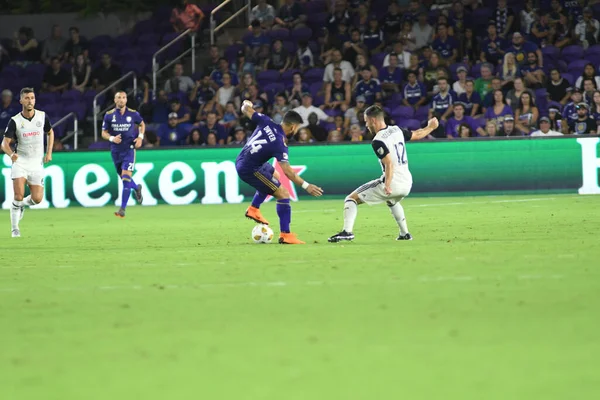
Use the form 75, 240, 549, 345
405, 53, 421, 81
171, 0, 204, 33
149, 89, 171, 128
500, 52, 518, 91
92, 53, 121, 93
195, 91, 223, 123
582, 78, 596, 104
495, 0, 515, 39
429, 77, 456, 123
235, 73, 257, 106
514, 91, 539, 134
216, 72, 235, 108
232, 50, 255, 77
484, 89, 513, 130
42, 57, 70, 93
412, 12, 433, 49
165, 62, 195, 94
220, 101, 239, 130
590, 90, 600, 121
445, 102, 484, 138
361, 16, 385, 55
41, 25, 66, 64
324, 67, 351, 112
480, 23, 506, 66
496, 115, 520, 136
251, 0, 276, 29
348, 124, 364, 141
327, 129, 344, 142
530, 12, 552, 48
552, 13, 571, 48
170, 98, 191, 125
199, 111, 228, 144
574, 8, 599, 47
352, 53, 378, 85
344, 95, 366, 132
564, 89, 584, 124
318, 27, 338, 65
343, 29, 368, 63
287, 72, 309, 107
423, 52, 444, 94
520, 52, 545, 89
482, 77, 504, 112
157, 112, 189, 146
549, 0, 565, 23
143, 130, 158, 147
569, 103, 596, 134
475, 63, 494, 99
506, 32, 541, 68
485, 120, 498, 136
452, 66, 468, 96
353, 3, 370, 34
293, 93, 331, 127
295, 40, 314, 72
331, 114, 345, 134
546, 69, 572, 105
327, 0, 351, 34
506, 77, 530, 108
205, 132, 219, 146
461, 27, 479, 64
398, 20, 417, 52
210, 58, 239, 89
187, 128, 203, 146
521, 0, 536, 35
264, 40, 290, 73
383, 41, 410, 69
189, 74, 216, 111
435, 15, 455, 37
353, 66, 382, 105
205, 45, 221, 75
457, 123, 474, 138
459, 79, 482, 117
306, 112, 328, 141
530, 116, 564, 136
0, 90, 18, 132
71, 53, 91, 92
245, 20, 271, 64
432, 23, 458, 64
379, 54, 403, 96
271, 92, 291, 124
548, 106, 565, 133
449, 1, 469, 39
295, 127, 315, 143
12, 27, 39, 65
64, 26, 88, 64
383, 2, 403, 42
402, 71, 427, 111
273, 0, 307, 30
323, 48, 355, 83
229, 126, 248, 145
575, 63, 600, 90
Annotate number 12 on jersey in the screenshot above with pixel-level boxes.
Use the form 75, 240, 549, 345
394, 143, 407, 164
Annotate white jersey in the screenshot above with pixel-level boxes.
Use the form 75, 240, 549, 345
4, 109, 50, 168
371, 125, 413, 186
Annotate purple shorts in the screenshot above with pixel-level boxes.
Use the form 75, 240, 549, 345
111, 149, 135, 175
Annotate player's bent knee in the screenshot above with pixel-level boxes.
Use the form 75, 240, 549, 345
32, 194, 43, 204
13, 194, 24, 201
273, 170, 280, 181
273, 186, 290, 200
346, 193, 362, 204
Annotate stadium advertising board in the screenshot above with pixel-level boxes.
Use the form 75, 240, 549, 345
1, 137, 599, 209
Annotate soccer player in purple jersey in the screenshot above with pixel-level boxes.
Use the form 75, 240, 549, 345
237, 100, 323, 244
101, 91, 145, 218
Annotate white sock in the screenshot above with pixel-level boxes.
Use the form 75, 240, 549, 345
389, 202, 409, 235
13, 200, 24, 207
10, 204, 19, 230
23, 195, 36, 206
343, 198, 358, 233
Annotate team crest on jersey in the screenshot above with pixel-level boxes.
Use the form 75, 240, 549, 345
377, 147, 384, 155
126, 116, 132, 123
36, 121, 42, 127
577, 122, 585, 133
112, 115, 116, 123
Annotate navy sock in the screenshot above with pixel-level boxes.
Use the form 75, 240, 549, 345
251, 191, 268, 209
276, 199, 291, 233
121, 176, 132, 209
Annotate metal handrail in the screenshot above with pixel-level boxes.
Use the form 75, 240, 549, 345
152, 28, 197, 99
93, 71, 137, 141
210, 0, 251, 45
52, 112, 79, 150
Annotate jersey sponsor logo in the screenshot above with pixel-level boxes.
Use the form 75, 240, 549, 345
22, 131, 41, 137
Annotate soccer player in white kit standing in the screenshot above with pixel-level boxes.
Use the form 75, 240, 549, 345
328, 105, 438, 242
1, 88, 54, 237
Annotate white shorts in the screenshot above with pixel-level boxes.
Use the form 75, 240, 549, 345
11, 163, 44, 186
355, 179, 411, 205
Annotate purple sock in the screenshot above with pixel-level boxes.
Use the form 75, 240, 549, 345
276, 199, 291, 233
129, 177, 139, 191
121, 176, 132, 209
251, 191, 267, 208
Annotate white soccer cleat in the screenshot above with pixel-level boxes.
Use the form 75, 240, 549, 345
11, 229, 21, 238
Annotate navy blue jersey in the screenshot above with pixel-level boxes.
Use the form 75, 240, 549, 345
431, 91, 457, 115
102, 107, 144, 151
236, 113, 289, 170
403, 82, 426, 105
354, 79, 382, 104
563, 102, 578, 123
431, 37, 458, 60
379, 66, 403, 84
459, 92, 482, 115
506, 41, 538, 65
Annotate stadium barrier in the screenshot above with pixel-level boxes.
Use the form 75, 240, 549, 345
1, 137, 599, 209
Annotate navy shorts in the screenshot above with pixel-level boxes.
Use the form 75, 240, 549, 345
237, 162, 280, 195
111, 149, 135, 175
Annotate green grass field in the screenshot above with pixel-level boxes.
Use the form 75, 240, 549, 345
2, 194, 600, 399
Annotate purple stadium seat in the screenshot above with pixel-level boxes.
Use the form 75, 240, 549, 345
371, 53, 386, 70
587, 54, 600, 68
134, 19, 155, 35
585, 44, 600, 56
309, 82, 322, 97
38, 92, 60, 104
161, 32, 180, 45
535, 88, 548, 111
137, 34, 160, 46
63, 102, 87, 121
2, 64, 23, 77
281, 69, 299, 85
257, 70, 280, 87
123, 60, 147, 76
115, 33, 134, 46
224, 44, 244, 63
308, 41, 319, 56
44, 103, 63, 118
324, 108, 342, 117
561, 45, 584, 61
391, 106, 415, 120
89, 35, 113, 49
415, 106, 430, 121
62, 89, 83, 102
384, 93, 403, 108
303, 0, 327, 14
313, 93, 325, 106
283, 41, 297, 54
402, 119, 422, 131
263, 83, 285, 101
562, 72, 574, 86
291, 27, 313, 42
542, 46, 560, 63
307, 12, 329, 30
304, 68, 324, 84
88, 141, 111, 150
267, 28, 290, 41
567, 59, 590, 76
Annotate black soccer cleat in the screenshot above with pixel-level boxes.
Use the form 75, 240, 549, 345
134, 184, 143, 204
114, 208, 126, 219
328, 230, 355, 243
396, 233, 413, 241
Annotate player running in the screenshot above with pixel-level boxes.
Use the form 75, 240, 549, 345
237, 100, 323, 244
101, 91, 145, 218
1, 88, 54, 237
328, 105, 438, 242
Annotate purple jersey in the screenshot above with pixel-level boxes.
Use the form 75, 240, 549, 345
102, 107, 144, 151
236, 113, 289, 171
446, 116, 476, 138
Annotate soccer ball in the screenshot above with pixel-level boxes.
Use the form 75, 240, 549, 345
252, 224, 274, 244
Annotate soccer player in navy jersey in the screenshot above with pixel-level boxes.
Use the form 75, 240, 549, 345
236, 100, 323, 244
101, 91, 145, 218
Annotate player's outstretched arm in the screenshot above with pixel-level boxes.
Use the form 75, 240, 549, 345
279, 161, 323, 197
410, 117, 439, 141
241, 100, 256, 120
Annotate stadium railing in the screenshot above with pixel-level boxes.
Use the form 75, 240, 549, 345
53, 112, 79, 150
152, 28, 197, 100
93, 71, 138, 141
210, 0, 252, 45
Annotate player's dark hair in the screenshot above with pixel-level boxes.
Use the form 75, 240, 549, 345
364, 105, 385, 120
20, 87, 34, 98
282, 110, 303, 126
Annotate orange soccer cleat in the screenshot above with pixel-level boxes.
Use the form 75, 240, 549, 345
245, 206, 269, 225
278, 232, 306, 244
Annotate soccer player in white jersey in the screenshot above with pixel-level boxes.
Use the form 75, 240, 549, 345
328, 105, 438, 242
1, 87, 54, 238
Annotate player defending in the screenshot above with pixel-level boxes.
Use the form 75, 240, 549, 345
328, 105, 439, 242
237, 100, 323, 244
101, 91, 145, 218
1, 88, 54, 237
